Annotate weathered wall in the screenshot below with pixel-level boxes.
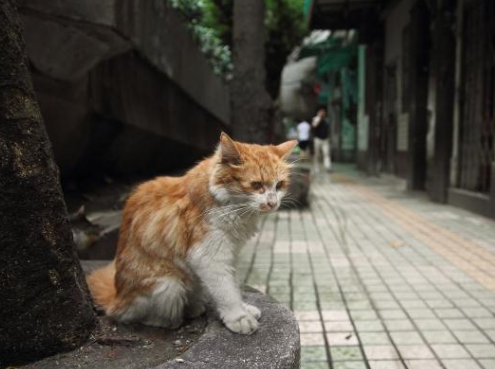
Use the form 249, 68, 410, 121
356, 45, 369, 169
447, 0, 495, 219
384, 0, 414, 171
18, 0, 231, 177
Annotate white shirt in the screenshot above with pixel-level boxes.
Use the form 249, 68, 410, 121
297, 121, 311, 141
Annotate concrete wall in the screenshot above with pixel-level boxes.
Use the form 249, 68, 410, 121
19, 0, 231, 177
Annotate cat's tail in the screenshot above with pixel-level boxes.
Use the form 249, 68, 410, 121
87, 262, 117, 313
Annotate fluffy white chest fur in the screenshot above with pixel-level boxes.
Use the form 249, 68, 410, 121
210, 208, 259, 245
182, 203, 261, 334
207, 184, 260, 245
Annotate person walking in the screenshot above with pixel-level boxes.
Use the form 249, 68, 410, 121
312, 107, 331, 173
296, 118, 311, 159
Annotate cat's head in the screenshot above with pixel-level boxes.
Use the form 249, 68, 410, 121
210, 132, 297, 213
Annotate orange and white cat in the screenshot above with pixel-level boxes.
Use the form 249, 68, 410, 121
87, 133, 296, 334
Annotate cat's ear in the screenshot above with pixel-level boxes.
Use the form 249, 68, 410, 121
219, 132, 242, 165
274, 140, 298, 160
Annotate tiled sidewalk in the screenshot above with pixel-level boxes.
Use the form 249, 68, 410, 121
237, 166, 495, 369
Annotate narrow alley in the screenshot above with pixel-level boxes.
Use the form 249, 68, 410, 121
238, 167, 495, 369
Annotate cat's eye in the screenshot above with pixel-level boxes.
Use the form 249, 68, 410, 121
276, 181, 285, 190
251, 181, 263, 190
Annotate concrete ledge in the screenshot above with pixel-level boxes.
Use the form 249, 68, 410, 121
31, 262, 300, 369
157, 287, 300, 369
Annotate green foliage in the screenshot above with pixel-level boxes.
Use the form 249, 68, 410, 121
202, 0, 233, 48
168, 0, 232, 76
169, 0, 308, 96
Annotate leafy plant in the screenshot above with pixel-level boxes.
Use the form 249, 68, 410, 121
169, 0, 308, 96
168, 0, 233, 76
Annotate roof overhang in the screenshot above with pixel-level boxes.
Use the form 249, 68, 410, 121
308, 0, 386, 31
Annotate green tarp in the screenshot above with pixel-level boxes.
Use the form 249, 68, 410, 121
299, 38, 356, 77
316, 47, 356, 77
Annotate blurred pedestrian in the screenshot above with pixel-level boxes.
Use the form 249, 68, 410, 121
312, 107, 331, 173
297, 118, 311, 159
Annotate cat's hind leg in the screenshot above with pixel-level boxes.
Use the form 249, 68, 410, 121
117, 276, 187, 329
143, 276, 187, 328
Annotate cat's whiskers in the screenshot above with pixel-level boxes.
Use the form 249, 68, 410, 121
279, 191, 303, 208
289, 172, 311, 178
288, 157, 302, 165
216, 205, 250, 220
189, 204, 242, 223
280, 197, 303, 208
237, 207, 256, 219
202, 204, 240, 216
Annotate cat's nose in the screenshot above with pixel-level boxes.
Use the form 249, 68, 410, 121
260, 201, 277, 212
266, 194, 277, 209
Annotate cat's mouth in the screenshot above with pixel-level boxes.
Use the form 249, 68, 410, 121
258, 204, 279, 213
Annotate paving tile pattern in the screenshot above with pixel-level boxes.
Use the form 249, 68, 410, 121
236, 167, 495, 369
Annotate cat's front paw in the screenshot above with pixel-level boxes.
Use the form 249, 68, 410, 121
243, 303, 261, 320
223, 313, 259, 335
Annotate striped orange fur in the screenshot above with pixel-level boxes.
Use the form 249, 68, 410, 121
87, 133, 296, 334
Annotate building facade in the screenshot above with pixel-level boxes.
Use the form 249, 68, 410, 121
308, 0, 495, 219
